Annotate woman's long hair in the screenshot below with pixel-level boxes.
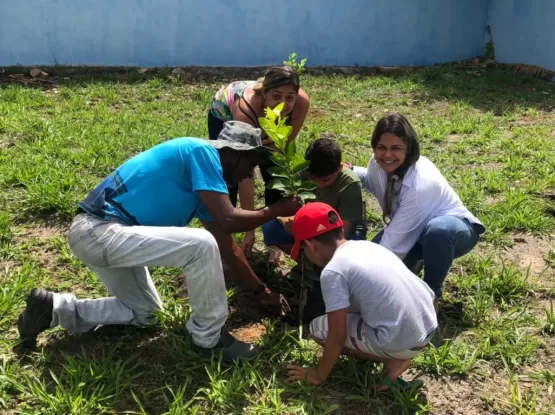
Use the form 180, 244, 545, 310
370, 113, 420, 222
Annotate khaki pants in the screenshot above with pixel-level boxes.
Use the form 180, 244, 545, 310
51, 213, 228, 348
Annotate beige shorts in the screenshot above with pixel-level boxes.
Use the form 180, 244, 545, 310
309, 313, 434, 360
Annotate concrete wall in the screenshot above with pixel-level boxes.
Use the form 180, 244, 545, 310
0, 0, 488, 67
488, 0, 555, 72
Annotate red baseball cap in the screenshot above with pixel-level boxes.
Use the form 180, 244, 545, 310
291, 202, 344, 260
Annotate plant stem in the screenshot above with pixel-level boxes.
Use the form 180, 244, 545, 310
298, 254, 307, 340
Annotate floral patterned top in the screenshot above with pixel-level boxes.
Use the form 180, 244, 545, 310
209, 80, 256, 121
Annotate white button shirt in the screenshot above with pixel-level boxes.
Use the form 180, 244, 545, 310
354, 155, 483, 259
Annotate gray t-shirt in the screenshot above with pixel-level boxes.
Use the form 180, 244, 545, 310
320, 240, 437, 352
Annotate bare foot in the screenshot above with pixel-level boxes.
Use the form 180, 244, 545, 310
376, 358, 412, 391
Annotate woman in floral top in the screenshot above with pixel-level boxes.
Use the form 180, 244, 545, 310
207, 65, 310, 258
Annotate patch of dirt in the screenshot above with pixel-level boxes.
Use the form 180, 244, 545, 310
505, 233, 554, 286
484, 194, 503, 206
0, 260, 19, 280
509, 119, 534, 128
310, 108, 326, 119
480, 162, 504, 171
0, 137, 13, 149
445, 134, 463, 144
227, 285, 276, 326
416, 375, 489, 414
15, 224, 66, 240
230, 323, 266, 343
0, 65, 419, 91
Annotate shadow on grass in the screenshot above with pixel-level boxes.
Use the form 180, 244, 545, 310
2, 63, 553, 115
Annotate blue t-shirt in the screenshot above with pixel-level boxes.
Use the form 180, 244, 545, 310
79, 138, 229, 226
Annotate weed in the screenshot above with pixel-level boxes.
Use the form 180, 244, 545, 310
541, 300, 555, 335
546, 244, 555, 268
494, 359, 555, 415
413, 338, 480, 376
0, 263, 38, 329
18, 350, 142, 414
477, 310, 542, 368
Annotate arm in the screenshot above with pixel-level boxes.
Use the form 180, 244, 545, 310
287, 270, 349, 385
201, 220, 264, 290
288, 89, 310, 142
189, 146, 299, 232
197, 191, 297, 234
335, 182, 363, 240
353, 165, 372, 193
202, 220, 291, 316
237, 177, 256, 257
238, 177, 255, 211
277, 216, 294, 234
315, 308, 348, 380
349, 155, 378, 195
287, 308, 347, 385
342, 220, 354, 239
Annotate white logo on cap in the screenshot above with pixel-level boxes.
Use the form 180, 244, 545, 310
316, 224, 327, 233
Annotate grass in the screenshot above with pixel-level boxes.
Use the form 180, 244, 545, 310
0, 62, 554, 414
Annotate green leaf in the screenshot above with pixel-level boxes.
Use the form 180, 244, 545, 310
270, 152, 287, 167
298, 180, 317, 192
299, 192, 316, 202
263, 106, 277, 123
272, 102, 285, 117
267, 166, 290, 179
286, 140, 296, 157
290, 159, 309, 174
267, 179, 289, 192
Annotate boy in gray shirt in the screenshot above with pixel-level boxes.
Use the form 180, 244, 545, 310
286, 202, 437, 391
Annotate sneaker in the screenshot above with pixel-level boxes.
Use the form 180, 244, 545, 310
198, 327, 259, 363
17, 288, 54, 349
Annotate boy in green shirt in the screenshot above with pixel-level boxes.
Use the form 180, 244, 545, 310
261, 138, 367, 320
262, 138, 366, 258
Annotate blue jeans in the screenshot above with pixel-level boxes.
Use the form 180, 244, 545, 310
373, 216, 484, 298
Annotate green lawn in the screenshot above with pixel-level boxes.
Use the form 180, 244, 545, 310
1, 63, 554, 414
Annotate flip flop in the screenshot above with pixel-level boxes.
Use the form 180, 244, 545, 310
395, 378, 424, 391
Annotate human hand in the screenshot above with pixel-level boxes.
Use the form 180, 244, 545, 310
277, 216, 294, 234
256, 288, 291, 317
272, 196, 302, 217
286, 365, 324, 385
240, 231, 255, 259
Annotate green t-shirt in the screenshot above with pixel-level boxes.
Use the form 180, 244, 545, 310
314, 168, 365, 225
294, 168, 367, 285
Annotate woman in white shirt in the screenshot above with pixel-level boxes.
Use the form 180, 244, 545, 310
350, 113, 485, 304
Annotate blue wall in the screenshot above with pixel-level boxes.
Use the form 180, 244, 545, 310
488, 0, 555, 72
0, 0, 488, 67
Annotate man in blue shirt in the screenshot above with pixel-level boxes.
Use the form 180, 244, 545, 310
18, 121, 300, 362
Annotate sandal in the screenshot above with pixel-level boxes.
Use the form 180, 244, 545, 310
378, 377, 424, 393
